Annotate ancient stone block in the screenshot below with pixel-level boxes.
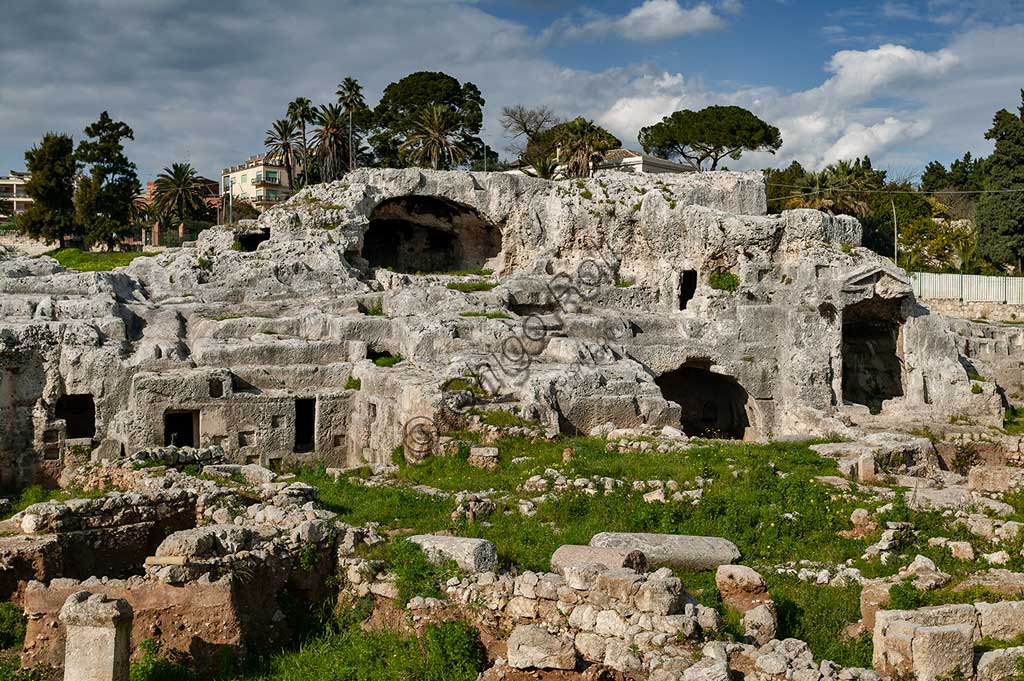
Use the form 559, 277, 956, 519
59, 591, 133, 681
506, 624, 576, 670
589, 532, 740, 570
407, 535, 497, 573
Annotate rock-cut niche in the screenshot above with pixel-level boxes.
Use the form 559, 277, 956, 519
362, 195, 502, 273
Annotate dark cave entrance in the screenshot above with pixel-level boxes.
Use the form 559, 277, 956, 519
164, 410, 200, 447
55, 394, 96, 439
237, 228, 270, 252
294, 398, 316, 453
655, 364, 752, 439
842, 297, 905, 413
362, 195, 502, 273
679, 270, 698, 310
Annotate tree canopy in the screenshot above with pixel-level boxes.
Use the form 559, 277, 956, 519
370, 71, 484, 168
74, 112, 140, 249
639, 106, 781, 171
19, 133, 79, 247
976, 90, 1024, 269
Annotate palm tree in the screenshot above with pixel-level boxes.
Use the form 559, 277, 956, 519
264, 119, 299, 189
557, 118, 614, 179
287, 98, 314, 185
400, 105, 470, 170
523, 150, 559, 179
312, 103, 349, 181
152, 163, 206, 225
336, 77, 365, 172
785, 164, 872, 218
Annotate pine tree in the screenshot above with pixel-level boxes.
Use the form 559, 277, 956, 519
75, 112, 140, 250
976, 91, 1024, 270
19, 133, 79, 248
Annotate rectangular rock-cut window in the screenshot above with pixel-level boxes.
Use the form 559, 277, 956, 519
55, 394, 96, 439
164, 410, 199, 447
294, 398, 316, 453
208, 378, 224, 398
679, 270, 698, 310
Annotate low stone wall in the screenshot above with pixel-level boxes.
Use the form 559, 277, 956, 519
23, 576, 242, 671
873, 601, 1024, 680
0, 233, 52, 257
922, 298, 1024, 322
340, 557, 718, 677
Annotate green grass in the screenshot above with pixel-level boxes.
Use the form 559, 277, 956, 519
295, 469, 455, 532
362, 302, 384, 317
771, 576, 873, 668
1, 484, 106, 520
345, 377, 361, 390
708, 270, 740, 292
372, 436, 874, 573
615, 277, 635, 288
475, 410, 539, 429
372, 353, 403, 368
441, 378, 487, 398
442, 268, 493, 277
1005, 405, 1024, 435
241, 619, 483, 681
446, 282, 496, 293
459, 311, 510, 320
46, 248, 155, 272
0, 603, 26, 650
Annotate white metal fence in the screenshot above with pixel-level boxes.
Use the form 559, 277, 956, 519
911, 272, 1024, 304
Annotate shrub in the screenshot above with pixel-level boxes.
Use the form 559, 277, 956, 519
373, 353, 403, 368
345, 377, 361, 390
363, 302, 384, 316
446, 282, 496, 293
708, 271, 740, 292
0, 602, 26, 648
951, 441, 980, 475
442, 377, 485, 396
129, 638, 198, 681
971, 383, 983, 394
615, 277, 635, 288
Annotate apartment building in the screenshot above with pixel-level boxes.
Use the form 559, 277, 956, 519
0, 171, 32, 218
221, 154, 292, 212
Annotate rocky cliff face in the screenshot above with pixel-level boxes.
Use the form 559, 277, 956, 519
0, 169, 1002, 484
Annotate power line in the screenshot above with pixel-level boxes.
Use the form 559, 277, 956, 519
765, 184, 1024, 202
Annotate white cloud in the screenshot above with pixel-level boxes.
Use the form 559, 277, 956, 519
593, 27, 1022, 170
1, 2, 1021, 182
823, 117, 932, 164
545, 1, 726, 43
819, 44, 958, 103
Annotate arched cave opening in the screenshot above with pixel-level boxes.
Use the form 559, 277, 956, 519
362, 195, 501, 273
655, 364, 752, 439
842, 296, 905, 413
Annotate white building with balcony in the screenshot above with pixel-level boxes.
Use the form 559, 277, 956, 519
221, 154, 292, 212
0, 171, 32, 218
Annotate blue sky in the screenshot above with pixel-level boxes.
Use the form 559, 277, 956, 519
1, 0, 1022, 185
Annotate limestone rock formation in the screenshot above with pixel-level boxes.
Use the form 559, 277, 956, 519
0, 168, 1006, 485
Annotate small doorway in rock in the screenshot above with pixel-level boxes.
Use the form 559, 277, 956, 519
841, 297, 905, 413
55, 394, 96, 439
679, 270, 698, 310
237, 228, 270, 252
294, 398, 316, 453
164, 410, 200, 447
